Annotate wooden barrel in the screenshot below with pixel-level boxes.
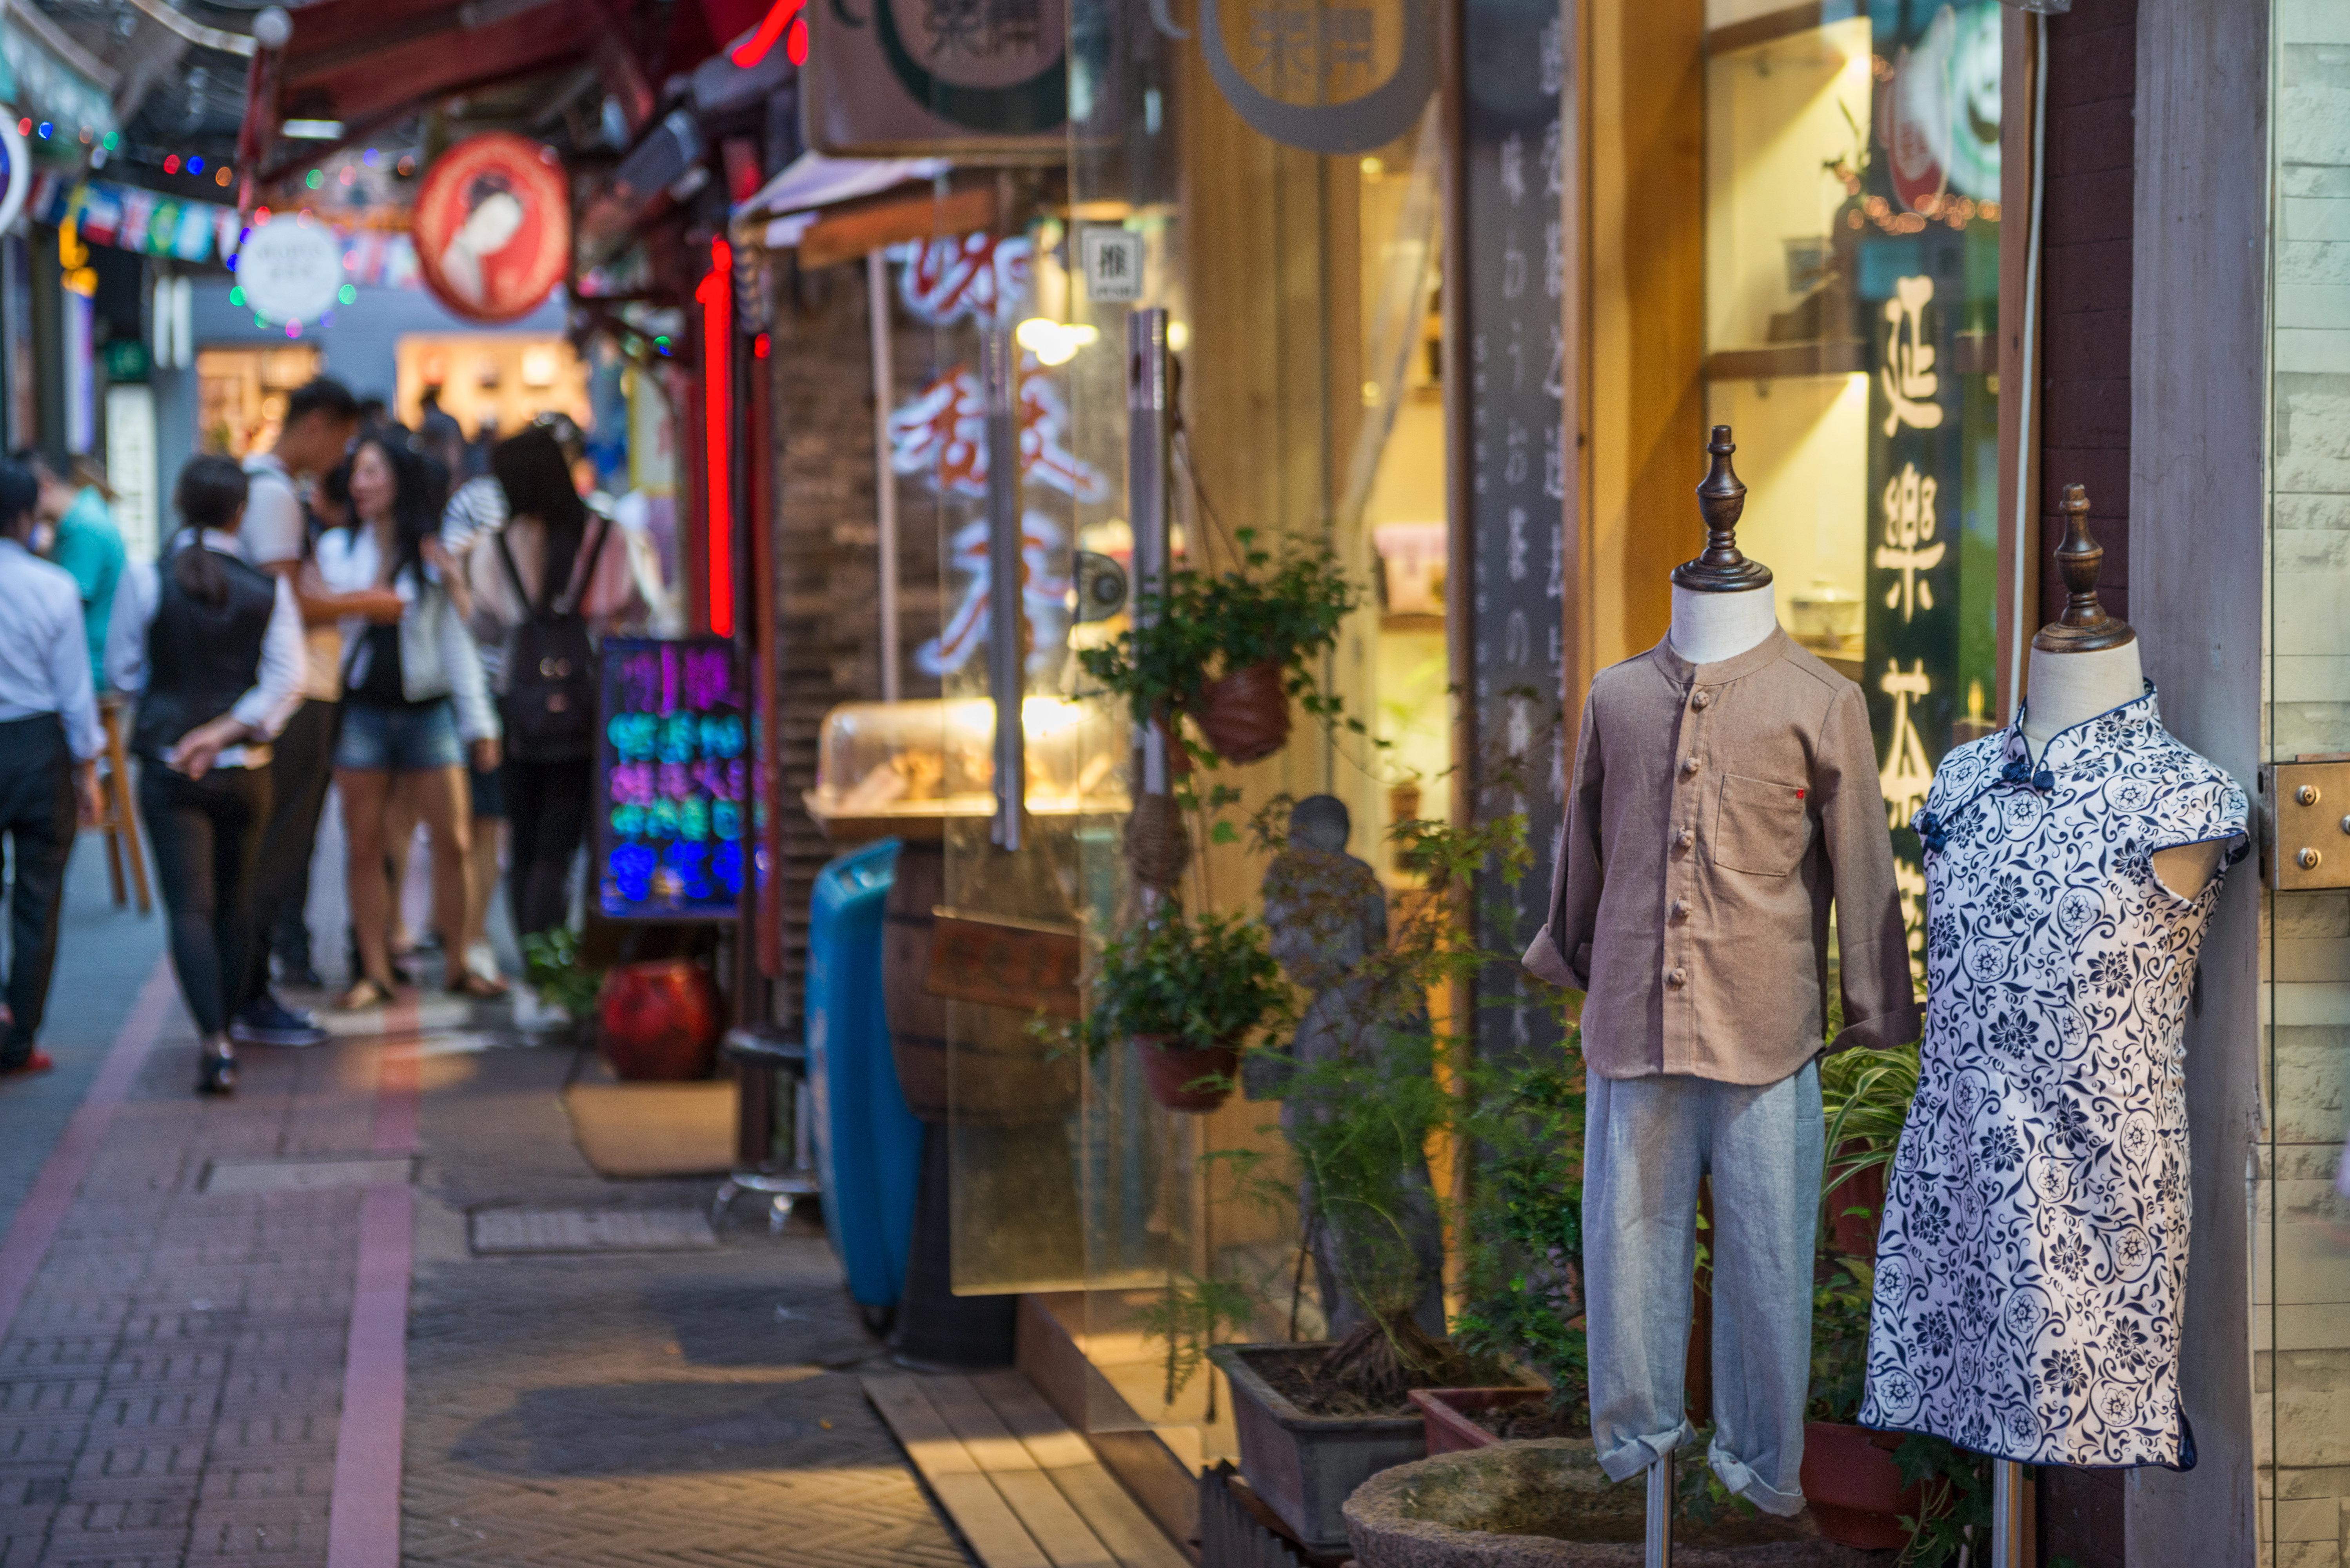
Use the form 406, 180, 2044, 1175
883, 842, 1079, 1126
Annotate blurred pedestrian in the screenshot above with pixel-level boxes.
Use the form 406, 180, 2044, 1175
108, 457, 305, 1096
21, 454, 124, 693
318, 435, 500, 1009
416, 386, 465, 477
466, 425, 644, 967
0, 462, 104, 1079
240, 379, 376, 1022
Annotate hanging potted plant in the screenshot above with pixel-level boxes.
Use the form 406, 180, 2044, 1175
1078, 528, 1359, 766
1078, 906, 1290, 1113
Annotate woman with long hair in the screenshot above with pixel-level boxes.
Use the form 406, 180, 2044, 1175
107, 457, 305, 1094
465, 424, 644, 955
316, 435, 500, 1009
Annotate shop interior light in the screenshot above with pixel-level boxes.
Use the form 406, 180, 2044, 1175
1014, 317, 1098, 366
697, 240, 735, 639
283, 119, 345, 140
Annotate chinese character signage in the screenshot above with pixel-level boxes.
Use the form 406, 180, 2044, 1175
597, 638, 750, 921
1196, 0, 1438, 154
1464, 0, 1567, 1060
802, 0, 1069, 158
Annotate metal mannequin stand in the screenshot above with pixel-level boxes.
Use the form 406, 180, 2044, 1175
1990, 1459, 2028, 1568
1645, 1451, 1673, 1567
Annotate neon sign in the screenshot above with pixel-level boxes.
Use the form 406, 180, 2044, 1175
597, 638, 750, 920
730, 0, 809, 67
697, 240, 735, 638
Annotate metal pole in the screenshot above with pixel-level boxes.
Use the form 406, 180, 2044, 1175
1990, 1459, 2027, 1568
1127, 308, 1172, 799
982, 318, 1024, 851
1644, 1451, 1673, 1568
867, 249, 901, 703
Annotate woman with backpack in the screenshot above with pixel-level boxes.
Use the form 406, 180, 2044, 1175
107, 457, 306, 1094
318, 435, 500, 1009
465, 425, 645, 952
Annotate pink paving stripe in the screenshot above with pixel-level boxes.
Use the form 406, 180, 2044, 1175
0, 960, 174, 1340
329, 992, 424, 1568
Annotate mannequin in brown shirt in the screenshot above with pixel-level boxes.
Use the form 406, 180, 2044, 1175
1535, 428, 1918, 1525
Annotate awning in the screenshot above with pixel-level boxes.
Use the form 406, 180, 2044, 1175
734, 151, 944, 249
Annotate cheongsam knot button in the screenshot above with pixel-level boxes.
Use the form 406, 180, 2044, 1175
1917, 812, 1949, 853
2033, 769, 2056, 792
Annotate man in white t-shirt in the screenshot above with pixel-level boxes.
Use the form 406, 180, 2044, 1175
233, 379, 389, 1039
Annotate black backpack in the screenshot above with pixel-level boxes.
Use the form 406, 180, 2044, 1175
495, 516, 610, 762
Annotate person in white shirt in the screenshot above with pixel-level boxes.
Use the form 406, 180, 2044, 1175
315, 436, 499, 1010
0, 462, 104, 1079
107, 458, 305, 1096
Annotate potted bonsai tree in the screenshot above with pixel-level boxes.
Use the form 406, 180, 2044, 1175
1078, 905, 1290, 1113
1077, 528, 1359, 765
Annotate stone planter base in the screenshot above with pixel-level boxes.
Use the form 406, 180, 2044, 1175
1208, 1343, 1426, 1556
1343, 1440, 1898, 1568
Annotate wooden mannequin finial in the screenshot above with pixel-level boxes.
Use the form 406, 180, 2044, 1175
2032, 484, 2136, 653
1672, 426, 1774, 593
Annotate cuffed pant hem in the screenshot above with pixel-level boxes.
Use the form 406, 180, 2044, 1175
1594, 1419, 1697, 1484
1708, 1443, 1806, 1517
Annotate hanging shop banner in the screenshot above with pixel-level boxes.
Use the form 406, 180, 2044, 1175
411, 132, 571, 324
234, 215, 343, 325
1195, 0, 1437, 154
1463, 0, 1567, 1061
801, 0, 1067, 158
597, 637, 750, 921
1858, 0, 2002, 981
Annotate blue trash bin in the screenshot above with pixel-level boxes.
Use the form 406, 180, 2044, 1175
806, 839, 923, 1325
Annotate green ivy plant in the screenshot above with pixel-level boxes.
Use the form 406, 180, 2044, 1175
1074, 905, 1291, 1059
1076, 528, 1361, 759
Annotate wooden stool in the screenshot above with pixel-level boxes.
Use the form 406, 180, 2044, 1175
93, 696, 150, 914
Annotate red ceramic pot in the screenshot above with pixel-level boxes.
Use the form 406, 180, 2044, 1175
1800, 1420, 1923, 1550
1190, 661, 1291, 764
598, 960, 722, 1081
1133, 1036, 1239, 1112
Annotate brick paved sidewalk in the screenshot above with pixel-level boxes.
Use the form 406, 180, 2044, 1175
0, 915, 969, 1566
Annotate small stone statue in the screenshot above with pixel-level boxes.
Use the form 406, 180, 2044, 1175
1256, 795, 1444, 1339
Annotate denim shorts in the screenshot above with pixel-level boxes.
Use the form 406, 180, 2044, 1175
334, 698, 464, 772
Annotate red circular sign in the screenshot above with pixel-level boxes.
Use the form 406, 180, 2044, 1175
411, 133, 570, 323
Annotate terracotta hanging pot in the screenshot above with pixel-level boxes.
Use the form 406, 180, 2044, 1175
1190, 661, 1291, 764
1133, 1034, 1240, 1112
597, 960, 722, 1080
1799, 1420, 1924, 1550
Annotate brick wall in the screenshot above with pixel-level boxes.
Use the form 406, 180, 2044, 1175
765, 260, 942, 1029
2034, 5, 2136, 1565
2037, 0, 2137, 630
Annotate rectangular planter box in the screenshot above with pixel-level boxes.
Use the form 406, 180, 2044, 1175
1407, 1386, 1553, 1454
1207, 1343, 1426, 1557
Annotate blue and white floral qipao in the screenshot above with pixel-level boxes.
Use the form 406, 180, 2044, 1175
1858, 684, 2247, 1469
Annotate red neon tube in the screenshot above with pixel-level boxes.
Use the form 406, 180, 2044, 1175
699, 240, 734, 638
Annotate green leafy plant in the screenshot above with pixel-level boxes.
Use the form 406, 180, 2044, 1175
1453, 1052, 1590, 1413
1819, 1040, 1921, 1238
1076, 528, 1361, 758
1074, 905, 1292, 1060
1129, 1274, 1259, 1411
521, 926, 604, 1020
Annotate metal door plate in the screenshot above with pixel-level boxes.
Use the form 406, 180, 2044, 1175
2272, 760, 2350, 889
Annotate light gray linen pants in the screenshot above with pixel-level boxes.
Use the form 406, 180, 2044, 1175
1583, 1059, 1822, 1515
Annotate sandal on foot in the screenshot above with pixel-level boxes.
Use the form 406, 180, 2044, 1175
337, 977, 395, 1011
449, 971, 509, 1000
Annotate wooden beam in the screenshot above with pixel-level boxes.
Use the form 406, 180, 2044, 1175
797, 187, 1000, 271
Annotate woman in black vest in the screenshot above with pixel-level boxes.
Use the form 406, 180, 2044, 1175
107, 458, 305, 1094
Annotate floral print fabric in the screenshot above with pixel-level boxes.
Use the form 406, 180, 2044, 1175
1858, 684, 2247, 1468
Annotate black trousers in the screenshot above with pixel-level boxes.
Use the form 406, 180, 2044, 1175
0, 715, 75, 1065
505, 757, 593, 941
247, 697, 338, 980
140, 762, 271, 1038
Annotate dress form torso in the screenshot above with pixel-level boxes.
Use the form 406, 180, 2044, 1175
1668, 583, 1777, 665
2025, 642, 2224, 896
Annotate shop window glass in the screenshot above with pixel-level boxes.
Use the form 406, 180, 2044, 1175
1703, 0, 2001, 969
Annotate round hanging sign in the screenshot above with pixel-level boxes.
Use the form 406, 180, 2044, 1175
0, 117, 27, 237
411, 133, 570, 323
235, 216, 344, 324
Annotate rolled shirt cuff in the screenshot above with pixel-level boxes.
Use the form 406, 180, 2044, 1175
1827, 1000, 1924, 1055
1521, 924, 1586, 989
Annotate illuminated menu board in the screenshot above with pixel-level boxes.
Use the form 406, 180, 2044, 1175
596, 637, 748, 921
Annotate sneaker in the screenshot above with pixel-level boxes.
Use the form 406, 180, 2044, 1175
275, 955, 326, 991
230, 995, 330, 1047
0, 1051, 54, 1080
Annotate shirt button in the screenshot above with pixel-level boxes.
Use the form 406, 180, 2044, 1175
1681, 757, 1700, 777
1672, 897, 1691, 919
1691, 691, 1712, 711
1667, 967, 1688, 989
1677, 828, 1694, 850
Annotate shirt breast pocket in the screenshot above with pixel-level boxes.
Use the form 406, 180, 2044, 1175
1711, 772, 1812, 877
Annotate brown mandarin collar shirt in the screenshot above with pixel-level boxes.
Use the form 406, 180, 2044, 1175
1524, 626, 1920, 1083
